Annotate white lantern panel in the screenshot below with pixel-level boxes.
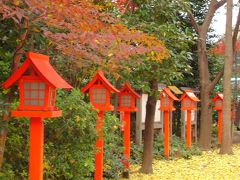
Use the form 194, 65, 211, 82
121, 95, 131, 107
92, 88, 106, 104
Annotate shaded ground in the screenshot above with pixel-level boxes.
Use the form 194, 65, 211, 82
129, 145, 240, 179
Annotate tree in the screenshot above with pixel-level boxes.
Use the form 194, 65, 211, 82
186, 0, 240, 150
114, 0, 195, 173
186, 0, 226, 150
220, 0, 237, 154
0, 0, 168, 169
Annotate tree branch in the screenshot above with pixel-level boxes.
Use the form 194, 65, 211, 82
215, 0, 227, 9
11, 18, 29, 73
233, 6, 240, 53
202, 0, 226, 36
208, 66, 224, 91
187, 11, 200, 34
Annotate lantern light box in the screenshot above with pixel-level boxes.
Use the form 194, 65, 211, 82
2, 52, 72, 117
118, 83, 140, 112
212, 93, 223, 145
179, 90, 200, 111
81, 70, 119, 111
212, 93, 223, 110
159, 88, 179, 111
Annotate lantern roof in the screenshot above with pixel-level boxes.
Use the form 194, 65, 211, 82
119, 83, 140, 98
160, 88, 179, 101
2, 52, 72, 89
81, 70, 119, 93
212, 93, 223, 102
179, 90, 200, 102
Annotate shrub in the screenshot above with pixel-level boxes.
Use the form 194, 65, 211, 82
103, 113, 124, 179
1, 89, 125, 179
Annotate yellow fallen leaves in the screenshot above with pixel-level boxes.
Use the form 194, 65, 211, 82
129, 145, 240, 180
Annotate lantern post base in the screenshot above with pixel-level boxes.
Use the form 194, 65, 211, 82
164, 111, 170, 157
186, 110, 191, 148
94, 111, 104, 180
29, 117, 44, 180
123, 112, 130, 169
218, 110, 222, 144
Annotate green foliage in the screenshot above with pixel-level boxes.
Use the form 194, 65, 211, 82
43, 89, 97, 179
0, 117, 29, 179
1, 89, 124, 179
131, 134, 202, 164
113, 0, 196, 94
103, 113, 124, 179
169, 136, 202, 160
130, 142, 143, 165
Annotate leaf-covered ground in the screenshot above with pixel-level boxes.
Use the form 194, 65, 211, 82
129, 144, 240, 180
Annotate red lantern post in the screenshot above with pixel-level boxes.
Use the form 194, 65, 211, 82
179, 90, 200, 148
212, 93, 223, 144
2, 52, 72, 180
158, 88, 178, 157
81, 71, 119, 180
117, 83, 140, 178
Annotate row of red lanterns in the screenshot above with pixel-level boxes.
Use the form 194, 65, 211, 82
1, 52, 224, 180
1, 52, 141, 180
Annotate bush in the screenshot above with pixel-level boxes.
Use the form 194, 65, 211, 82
103, 113, 124, 179
1, 89, 125, 179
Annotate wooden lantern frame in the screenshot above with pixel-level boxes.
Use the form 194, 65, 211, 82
81, 70, 119, 180
117, 82, 140, 177
212, 93, 223, 144
158, 87, 178, 157
2, 52, 72, 117
118, 82, 140, 112
81, 71, 119, 111
179, 90, 200, 148
179, 90, 200, 111
212, 93, 223, 110
2, 52, 72, 180
159, 88, 179, 111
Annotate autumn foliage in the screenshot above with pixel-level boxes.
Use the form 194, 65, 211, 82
0, 0, 169, 72
211, 40, 240, 55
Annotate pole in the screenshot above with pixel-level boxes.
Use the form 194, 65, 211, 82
164, 110, 169, 157
186, 110, 191, 148
29, 117, 44, 180
94, 111, 104, 180
123, 111, 130, 178
218, 110, 223, 144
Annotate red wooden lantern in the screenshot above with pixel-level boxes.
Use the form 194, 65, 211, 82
81, 70, 119, 180
159, 88, 178, 111
117, 83, 140, 178
118, 82, 140, 112
180, 90, 199, 111
158, 88, 178, 157
212, 93, 223, 111
179, 90, 200, 148
81, 70, 119, 111
2, 52, 72, 180
212, 93, 223, 144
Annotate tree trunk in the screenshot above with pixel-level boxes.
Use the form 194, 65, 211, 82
0, 103, 10, 168
113, 80, 121, 115
197, 38, 212, 150
220, 0, 233, 154
140, 80, 158, 174
0, 19, 29, 168
187, 0, 227, 150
